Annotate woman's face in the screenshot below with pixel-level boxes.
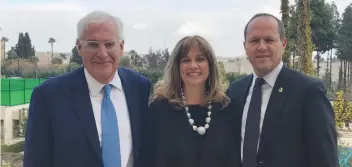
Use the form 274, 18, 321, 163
179, 47, 209, 89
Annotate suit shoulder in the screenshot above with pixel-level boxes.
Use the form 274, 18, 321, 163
228, 75, 252, 89
286, 68, 323, 86
34, 68, 80, 93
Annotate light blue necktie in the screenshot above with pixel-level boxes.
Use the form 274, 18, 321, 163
101, 84, 121, 167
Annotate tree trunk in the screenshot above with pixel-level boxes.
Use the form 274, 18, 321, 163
343, 60, 347, 91
316, 52, 320, 77
296, 0, 314, 75
51, 43, 53, 63
329, 49, 333, 90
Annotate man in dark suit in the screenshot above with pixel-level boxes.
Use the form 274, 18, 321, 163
23, 10, 151, 167
227, 13, 339, 167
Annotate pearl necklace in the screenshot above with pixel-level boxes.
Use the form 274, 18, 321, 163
181, 90, 212, 135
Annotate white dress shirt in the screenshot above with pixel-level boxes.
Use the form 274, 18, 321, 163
241, 61, 283, 160
84, 68, 133, 167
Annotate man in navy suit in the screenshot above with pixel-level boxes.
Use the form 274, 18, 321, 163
23, 10, 151, 167
227, 13, 338, 167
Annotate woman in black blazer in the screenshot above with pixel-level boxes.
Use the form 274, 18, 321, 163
138, 35, 241, 167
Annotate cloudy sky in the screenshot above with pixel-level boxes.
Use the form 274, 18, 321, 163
0, 0, 349, 58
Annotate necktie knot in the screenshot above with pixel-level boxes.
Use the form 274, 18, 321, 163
255, 78, 265, 88
103, 84, 112, 97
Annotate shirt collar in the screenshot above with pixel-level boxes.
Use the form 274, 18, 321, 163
84, 68, 122, 96
252, 61, 283, 88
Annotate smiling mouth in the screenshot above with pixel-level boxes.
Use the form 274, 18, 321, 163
256, 56, 269, 58
188, 72, 202, 76
94, 62, 111, 64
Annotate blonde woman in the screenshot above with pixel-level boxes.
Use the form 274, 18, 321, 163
138, 35, 241, 167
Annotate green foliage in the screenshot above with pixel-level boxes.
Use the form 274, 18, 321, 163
1, 160, 12, 167
296, 0, 314, 75
120, 56, 131, 68
18, 108, 28, 137
1, 141, 25, 153
281, 0, 292, 67
51, 57, 62, 64
70, 45, 82, 65
218, 61, 226, 81
14, 32, 35, 59
226, 72, 247, 83
137, 68, 164, 88
333, 91, 352, 128
6, 47, 17, 59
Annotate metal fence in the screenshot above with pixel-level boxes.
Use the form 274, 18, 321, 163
1, 78, 47, 106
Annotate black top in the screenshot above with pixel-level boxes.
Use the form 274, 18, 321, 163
137, 98, 241, 167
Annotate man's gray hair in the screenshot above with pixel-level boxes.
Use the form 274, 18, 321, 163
77, 10, 124, 40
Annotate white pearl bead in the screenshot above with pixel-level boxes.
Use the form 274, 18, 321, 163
207, 112, 211, 116
187, 113, 191, 117
205, 124, 209, 129
193, 126, 197, 130
197, 127, 206, 135
188, 119, 194, 125
206, 117, 211, 123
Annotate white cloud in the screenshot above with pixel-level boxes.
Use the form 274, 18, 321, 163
0, 0, 347, 58
176, 22, 211, 36
132, 23, 149, 30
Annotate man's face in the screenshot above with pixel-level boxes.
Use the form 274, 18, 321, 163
77, 20, 124, 84
244, 16, 287, 77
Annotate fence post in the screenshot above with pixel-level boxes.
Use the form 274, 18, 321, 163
24, 78, 26, 104
9, 79, 11, 106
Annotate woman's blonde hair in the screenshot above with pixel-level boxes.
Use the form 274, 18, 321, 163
153, 35, 230, 108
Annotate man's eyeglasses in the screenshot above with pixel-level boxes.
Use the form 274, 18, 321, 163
80, 40, 119, 51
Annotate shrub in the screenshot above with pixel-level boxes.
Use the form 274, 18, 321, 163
1, 141, 25, 153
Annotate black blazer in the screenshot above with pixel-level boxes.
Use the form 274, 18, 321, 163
137, 98, 241, 167
226, 66, 339, 167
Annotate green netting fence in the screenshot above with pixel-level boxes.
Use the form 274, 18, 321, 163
1, 78, 47, 106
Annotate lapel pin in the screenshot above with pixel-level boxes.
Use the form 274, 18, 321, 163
278, 87, 283, 92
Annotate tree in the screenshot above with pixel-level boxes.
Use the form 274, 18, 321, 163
289, 3, 299, 69
281, 0, 292, 67
144, 47, 161, 72
327, 2, 341, 90
14, 32, 35, 59
1, 36, 9, 59
59, 53, 67, 60
159, 48, 170, 71
310, 0, 337, 77
333, 91, 352, 128
120, 56, 131, 67
129, 50, 145, 68
51, 57, 62, 64
336, 3, 352, 91
296, 0, 314, 75
70, 45, 82, 65
48, 37, 56, 61
6, 47, 17, 59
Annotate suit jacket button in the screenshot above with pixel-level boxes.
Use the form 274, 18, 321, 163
258, 161, 264, 164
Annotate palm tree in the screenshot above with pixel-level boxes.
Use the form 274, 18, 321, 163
48, 37, 56, 62
1, 37, 9, 59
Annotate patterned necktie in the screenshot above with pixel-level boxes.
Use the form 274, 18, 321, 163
242, 78, 265, 167
101, 84, 121, 167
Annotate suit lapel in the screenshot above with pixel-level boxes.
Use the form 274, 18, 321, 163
69, 67, 102, 163
258, 67, 292, 153
235, 75, 253, 114
118, 68, 140, 158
